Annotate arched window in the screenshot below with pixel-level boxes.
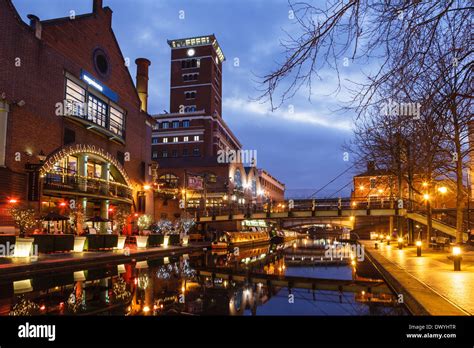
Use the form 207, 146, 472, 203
234, 169, 242, 189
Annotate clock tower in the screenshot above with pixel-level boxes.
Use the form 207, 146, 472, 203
168, 35, 224, 117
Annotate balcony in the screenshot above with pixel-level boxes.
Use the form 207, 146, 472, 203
43, 173, 133, 203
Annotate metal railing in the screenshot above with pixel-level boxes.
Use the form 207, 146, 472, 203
43, 173, 133, 200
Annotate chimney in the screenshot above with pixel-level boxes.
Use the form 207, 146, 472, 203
27, 14, 42, 40
135, 58, 151, 113
367, 161, 375, 173
93, 0, 103, 13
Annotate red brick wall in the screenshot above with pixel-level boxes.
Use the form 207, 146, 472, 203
0, 0, 152, 224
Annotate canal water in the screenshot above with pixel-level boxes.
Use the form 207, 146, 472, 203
0, 240, 408, 316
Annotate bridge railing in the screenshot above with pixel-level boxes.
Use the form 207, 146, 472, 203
187, 196, 402, 218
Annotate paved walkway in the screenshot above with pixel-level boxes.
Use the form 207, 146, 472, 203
0, 242, 211, 280
360, 240, 474, 315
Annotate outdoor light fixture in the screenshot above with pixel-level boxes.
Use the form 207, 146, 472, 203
438, 186, 448, 194
143, 184, 151, 190
186, 48, 195, 57
386, 235, 391, 245
423, 193, 430, 200
398, 237, 403, 250
452, 246, 462, 271
8, 199, 18, 204
37, 150, 46, 162
416, 240, 422, 257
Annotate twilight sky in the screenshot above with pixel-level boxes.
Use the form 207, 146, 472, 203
13, 0, 371, 197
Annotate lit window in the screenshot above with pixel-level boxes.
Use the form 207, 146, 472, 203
152, 151, 158, 159
173, 137, 179, 143
109, 105, 124, 137
194, 135, 200, 141
87, 94, 108, 128
183, 136, 189, 142
162, 150, 168, 158
162, 138, 168, 143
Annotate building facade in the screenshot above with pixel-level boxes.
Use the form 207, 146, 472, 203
152, 35, 284, 222
0, 0, 154, 233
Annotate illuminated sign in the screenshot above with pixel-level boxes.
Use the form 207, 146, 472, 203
80, 70, 118, 102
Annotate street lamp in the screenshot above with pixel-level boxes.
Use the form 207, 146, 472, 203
452, 246, 462, 271
398, 237, 403, 250
386, 235, 391, 245
416, 240, 422, 257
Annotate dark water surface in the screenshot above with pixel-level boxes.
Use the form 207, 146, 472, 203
1, 240, 408, 316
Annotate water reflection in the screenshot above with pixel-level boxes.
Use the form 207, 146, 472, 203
0, 240, 408, 316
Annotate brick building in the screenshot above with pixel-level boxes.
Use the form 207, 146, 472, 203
152, 35, 284, 222
0, 0, 154, 233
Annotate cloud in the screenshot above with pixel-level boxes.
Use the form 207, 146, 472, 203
223, 97, 353, 131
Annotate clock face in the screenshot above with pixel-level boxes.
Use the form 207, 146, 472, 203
187, 48, 195, 57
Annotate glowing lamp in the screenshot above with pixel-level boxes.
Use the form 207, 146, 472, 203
452, 247, 461, 256
438, 186, 448, 194
416, 240, 422, 247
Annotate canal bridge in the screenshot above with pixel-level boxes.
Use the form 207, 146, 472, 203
191, 197, 463, 240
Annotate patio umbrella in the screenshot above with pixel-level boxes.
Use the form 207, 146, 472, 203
86, 216, 110, 230
41, 212, 69, 233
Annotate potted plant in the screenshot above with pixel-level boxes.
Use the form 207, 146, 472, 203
113, 205, 130, 250
156, 219, 173, 247
177, 217, 195, 246
136, 214, 152, 248
9, 207, 36, 257
69, 204, 86, 252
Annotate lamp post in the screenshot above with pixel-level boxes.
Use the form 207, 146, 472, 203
452, 246, 462, 271
398, 237, 403, 250
416, 240, 422, 257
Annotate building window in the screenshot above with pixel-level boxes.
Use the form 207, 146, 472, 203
162, 122, 169, 129
173, 137, 179, 143
64, 77, 125, 138
162, 150, 168, 158
193, 148, 200, 156
172, 149, 178, 157
162, 137, 168, 143
183, 120, 190, 127
152, 138, 159, 144
183, 73, 199, 82
152, 151, 158, 159
159, 173, 179, 188
172, 121, 180, 128
194, 135, 200, 141
234, 169, 242, 189
87, 94, 108, 128
181, 59, 200, 69
185, 91, 196, 99
182, 148, 189, 157
370, 178, 376, 189
109, 105, 124, 137
183, 136, 189, 142
184, 106, 196, 113
207, 173, 217, 183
